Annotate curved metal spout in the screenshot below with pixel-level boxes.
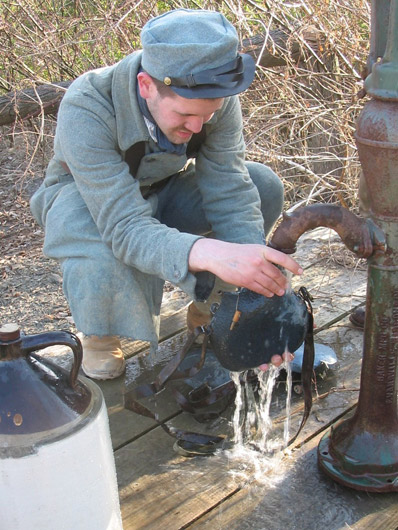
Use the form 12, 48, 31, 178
268, 204, 386, 259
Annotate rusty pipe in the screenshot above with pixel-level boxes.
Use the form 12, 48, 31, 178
268, 203, 386, 259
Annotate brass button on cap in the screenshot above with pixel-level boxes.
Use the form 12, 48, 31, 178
163, 76, 172, 86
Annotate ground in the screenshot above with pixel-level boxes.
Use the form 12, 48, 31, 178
0, 127, 71, 335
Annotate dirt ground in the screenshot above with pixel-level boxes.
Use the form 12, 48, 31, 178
0, 124, 75, 336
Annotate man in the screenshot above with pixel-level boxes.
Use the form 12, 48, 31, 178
31, 9, 303, 380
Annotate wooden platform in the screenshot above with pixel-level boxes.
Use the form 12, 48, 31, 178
41, 228, 398, 529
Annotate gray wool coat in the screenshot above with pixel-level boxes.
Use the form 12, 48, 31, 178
30, 51, 266, 344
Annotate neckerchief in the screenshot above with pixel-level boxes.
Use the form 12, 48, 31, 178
136, 81, 187, 155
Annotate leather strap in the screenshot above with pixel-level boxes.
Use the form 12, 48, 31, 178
124, 289, 315, 456
169, 56, 243, 88
57, 128, 206, 183
288, 287, 315, 445
124, 329, 227, 456
124, 128, 206, 178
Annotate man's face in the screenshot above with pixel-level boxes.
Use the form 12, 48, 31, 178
138, 73, 224, 144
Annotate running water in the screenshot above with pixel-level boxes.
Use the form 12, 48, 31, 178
283, 359, 292, 447
226, 272, 297, 485
226, 355, 294, 486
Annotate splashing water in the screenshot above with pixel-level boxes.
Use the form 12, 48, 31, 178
283, 359, 292, 447
226, 356, 294, 486
225, 272, 297, 484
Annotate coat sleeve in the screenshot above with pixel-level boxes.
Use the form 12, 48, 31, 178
196, 96, 266, 245
53, 84, 202, 294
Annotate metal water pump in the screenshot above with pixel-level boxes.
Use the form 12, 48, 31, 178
317, 0, 398, 492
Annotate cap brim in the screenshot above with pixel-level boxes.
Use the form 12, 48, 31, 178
170, 53, 256, 99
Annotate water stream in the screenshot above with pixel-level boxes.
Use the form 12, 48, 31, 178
226, 359, 294, 486
224, 273, 298, 484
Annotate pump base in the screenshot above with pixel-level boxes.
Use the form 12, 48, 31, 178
318, 430, 398, 493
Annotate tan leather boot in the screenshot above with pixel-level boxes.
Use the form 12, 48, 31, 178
186, 302, 211, 334
81, 335, 126, 380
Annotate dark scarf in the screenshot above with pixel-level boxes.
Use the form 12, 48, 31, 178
136, 83, 187, 155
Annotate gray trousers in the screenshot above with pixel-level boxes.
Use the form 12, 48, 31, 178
54, 162, 283, 340
155, 161, 283, 236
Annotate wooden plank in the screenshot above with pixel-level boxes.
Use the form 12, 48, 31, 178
110, 238, 369, 527
188, 429, 398, 530
112, 233, 372, 528
349, 506, 398, 530
116, 427, 240, 530
115, 319, 367, 529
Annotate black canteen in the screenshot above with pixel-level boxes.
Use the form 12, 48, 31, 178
208, 288, 309, 372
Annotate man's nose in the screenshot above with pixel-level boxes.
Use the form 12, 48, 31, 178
184, 116, 204, 133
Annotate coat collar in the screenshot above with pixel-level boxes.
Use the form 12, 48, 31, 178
111, 51, 150, 151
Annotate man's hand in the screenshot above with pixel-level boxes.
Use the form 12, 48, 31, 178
188, 239, 302, 372
258, 352, 295, 372
188, 238, 303, 298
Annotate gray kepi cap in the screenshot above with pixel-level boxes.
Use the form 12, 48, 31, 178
140, 9, 256, 99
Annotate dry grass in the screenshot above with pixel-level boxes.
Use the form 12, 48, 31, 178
0, 0, 371, 209
236, 0, 370, 210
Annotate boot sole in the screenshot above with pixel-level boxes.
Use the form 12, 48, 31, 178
82, 361, 126, 380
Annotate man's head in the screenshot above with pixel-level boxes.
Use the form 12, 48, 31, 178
137, 71, 224, 144
140, 9, 256, 99
138, 9, 256, 143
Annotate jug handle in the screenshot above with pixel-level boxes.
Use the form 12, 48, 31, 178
20, 331, 83, 389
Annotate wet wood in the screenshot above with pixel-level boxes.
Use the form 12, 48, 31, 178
349, 507, 398, 530
113, 316, 366, 529
117, 428, 240, 530
188, 431, 398, 530
109, 232, 371, 528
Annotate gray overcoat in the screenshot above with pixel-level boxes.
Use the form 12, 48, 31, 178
30, 51, 266, 344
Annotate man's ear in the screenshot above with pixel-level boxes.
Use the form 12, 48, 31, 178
137, 72, 155, 99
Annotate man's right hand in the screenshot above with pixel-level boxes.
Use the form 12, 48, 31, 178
188, 238, 303, 298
